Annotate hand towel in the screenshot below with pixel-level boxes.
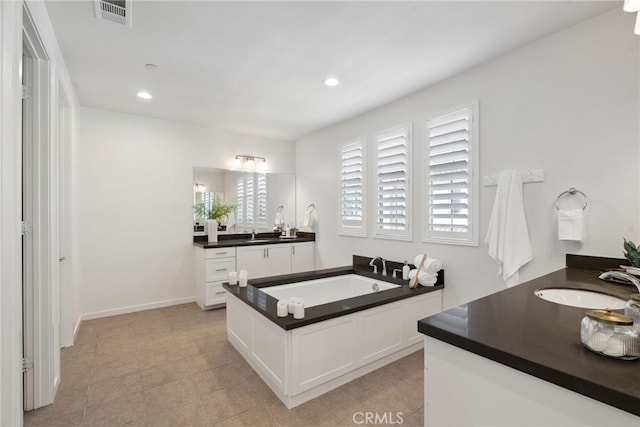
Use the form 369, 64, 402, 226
485, 170, 533, 287
413, 255, 442, 275
558, 209, 584, 241
303, 209, 313, 228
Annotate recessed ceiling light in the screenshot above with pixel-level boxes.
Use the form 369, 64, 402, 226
137, 91, 152, 99
323, 77, 340, 87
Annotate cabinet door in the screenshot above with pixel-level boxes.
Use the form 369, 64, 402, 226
236, 245, 269, 279
265, 244, 291, 277
291, 242, 315, 273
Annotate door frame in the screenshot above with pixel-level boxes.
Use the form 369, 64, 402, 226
0, 1, 24, 426
22, 3, 60, 410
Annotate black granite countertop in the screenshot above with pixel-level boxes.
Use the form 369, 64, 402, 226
418, 254, 640, 417
193, 232, 315, 249
223, 266, 444, 330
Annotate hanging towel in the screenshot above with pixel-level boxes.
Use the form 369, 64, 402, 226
303, 209, 313, 228
485, 170, 533, 287
558, 209, 584, 241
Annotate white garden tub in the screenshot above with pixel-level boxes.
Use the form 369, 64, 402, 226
260, 274, 399, 307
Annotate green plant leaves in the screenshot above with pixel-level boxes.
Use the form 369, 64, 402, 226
623, 238, 640, 268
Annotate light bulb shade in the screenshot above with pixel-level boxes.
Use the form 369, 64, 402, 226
246, 158, 256, 169
232, 157, 241, 168
258, 160, 268, 170
625, 0, 640, 12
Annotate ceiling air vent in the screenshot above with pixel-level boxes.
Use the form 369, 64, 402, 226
94, 0, 131, 27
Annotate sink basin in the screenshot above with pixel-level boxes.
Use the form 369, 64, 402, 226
534, 288, 626, 309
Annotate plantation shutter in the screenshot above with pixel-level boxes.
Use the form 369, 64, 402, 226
256, 172, 268, 226
339, 140, 366, 236
245, 173, 255, 226
236, 176, 244, 226
426, 106, 474, 241
376, 126, 409, 238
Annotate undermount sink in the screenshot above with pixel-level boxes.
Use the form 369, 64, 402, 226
534, 288, 626, 309
243, 239, 272, 244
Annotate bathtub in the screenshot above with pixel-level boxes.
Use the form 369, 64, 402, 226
260, 274, 400, 307
224, 269, 443, 408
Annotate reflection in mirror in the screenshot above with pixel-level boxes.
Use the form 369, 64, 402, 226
193, 167, 295, 235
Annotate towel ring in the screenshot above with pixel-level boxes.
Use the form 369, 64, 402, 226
554, 187, 587, 211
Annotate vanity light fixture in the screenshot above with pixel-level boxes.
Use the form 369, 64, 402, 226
233, 155, 268, 171
323, 77, 340, 87
137, 91, 152, 99
194, 183, 205, 192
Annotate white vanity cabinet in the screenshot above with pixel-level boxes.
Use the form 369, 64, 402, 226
236, 241, 315, 280
195, 246, 236, 310
291, 241, 315, 273
236, 244, 291, 279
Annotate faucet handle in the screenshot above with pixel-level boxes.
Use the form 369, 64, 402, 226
392, 268, 402, 279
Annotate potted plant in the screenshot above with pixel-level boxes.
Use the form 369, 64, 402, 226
194, 197, 235, 230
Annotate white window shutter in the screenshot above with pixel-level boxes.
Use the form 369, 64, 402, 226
339, 139, 366, 237
245, 173, 255, 226
424, 103, 479, 245
236, 176, 244, 226
375, 125, 411, 240
256, 173, 268, 226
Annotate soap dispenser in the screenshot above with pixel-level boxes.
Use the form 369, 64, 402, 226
402, 260, 410, 280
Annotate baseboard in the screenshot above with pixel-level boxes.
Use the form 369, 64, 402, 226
73, 318, 82, 340
81, 296, 196, 321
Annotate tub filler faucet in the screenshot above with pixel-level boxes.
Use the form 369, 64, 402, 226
368, 257, 387, 276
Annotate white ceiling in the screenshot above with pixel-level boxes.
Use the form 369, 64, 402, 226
45, 1, 619, 141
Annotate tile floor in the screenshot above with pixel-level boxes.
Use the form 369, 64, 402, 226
24, 303, 424, 427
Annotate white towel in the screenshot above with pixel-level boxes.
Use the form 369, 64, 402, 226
558, 209, 584, 241
408, 269, 438, 286
275, 211, 283, 227
485, 170, 533, 287
303, 209, 313, 228
413, 255, 442, 275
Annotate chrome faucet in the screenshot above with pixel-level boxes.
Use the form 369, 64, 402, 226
599, 270, 640, 293
392, 268, 402, 279
369, 257, 380, 274
251, 229, 256, 240
368, 257, 387, 275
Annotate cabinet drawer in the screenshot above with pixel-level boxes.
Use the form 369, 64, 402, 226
206, 282, 227, 306
205, 258, 236, 281
205, 248, 236, 259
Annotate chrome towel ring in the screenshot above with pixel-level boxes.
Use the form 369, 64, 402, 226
554, 187, 587, 211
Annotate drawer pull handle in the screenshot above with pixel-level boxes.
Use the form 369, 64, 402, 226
215, 268, 228, 272
215, 291, 226, 295
215, 252, 228, 255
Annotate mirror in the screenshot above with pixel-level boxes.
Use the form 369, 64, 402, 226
193, 167, 295, 234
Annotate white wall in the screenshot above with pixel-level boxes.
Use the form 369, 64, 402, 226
75, 108, 295, 318
295, 9, 640, 309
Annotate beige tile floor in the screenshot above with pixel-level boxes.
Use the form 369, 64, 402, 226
24, 303, 424, 427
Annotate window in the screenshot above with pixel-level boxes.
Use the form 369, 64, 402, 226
338, 138, 366, 237
236, 176, 245, 225
235, 172, 268, 230
375, 124, 411, 240
424, 103, 478, 246
256, 172, 268, 226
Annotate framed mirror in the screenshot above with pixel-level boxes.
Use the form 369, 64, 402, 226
193, 167, 295, 235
